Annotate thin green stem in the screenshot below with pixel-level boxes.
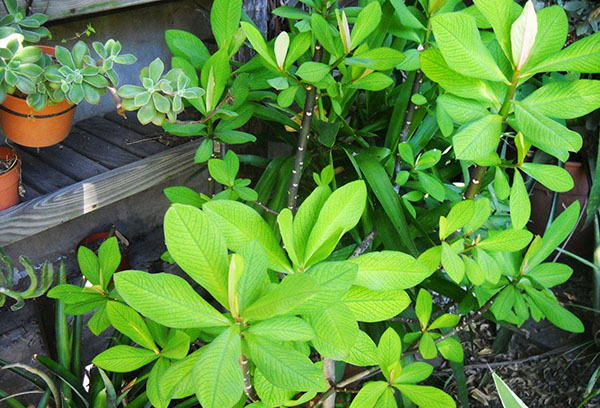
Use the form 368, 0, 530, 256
555, 247, 600, 271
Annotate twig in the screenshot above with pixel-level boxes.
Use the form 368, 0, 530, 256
286, 45, 323, 212
350, 228, 377, 258
254, 201, 280, 215
170, 90, 234, 126
239, 355, 258, 402
322, 358, 336, 408
106, 87, 125, 118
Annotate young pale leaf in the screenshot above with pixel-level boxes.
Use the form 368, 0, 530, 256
510, 1, 538, 70
194, 326, 244, 408
277, 209, 300, 267
350, 1, 382, 50
349, 381, 388, 408
345, 330, 379, 367
245, 333, 327, 391
164, 204, 229, 306
377, 327, 402, 379
106, 301, 157, 352
452, 114, 502, 161
310, 301, 359, 359
394, 384, 456, 408
242, 273, 319, 321
478, 229, 533, 252
114, 271, 230, 328
522, 80, 600, 120
247, 316, 314, 342
432, 12, 507, 82
415, 289, 433, 328
510, 170, 530, 230
350, 251, 433, 291
303, 181, 366, 267
520, 163, 573, 192
342, 286, 410, 322
93, 345, 158, 372
521, 5, 568, 73
203, 200, 292, 273
441, 242, 465, 284
274, 32, 289, 69
492, 372, 529, 408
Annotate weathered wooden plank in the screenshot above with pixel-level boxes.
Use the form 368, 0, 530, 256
75, 116, 167, 158
61, 128, 140, 169
21, 184, 41, 201
0, 0, 166, 21
22, 144, 109, 181
18, 149, 77, 194
0, 140, 202, 246
104, 111, 162, 136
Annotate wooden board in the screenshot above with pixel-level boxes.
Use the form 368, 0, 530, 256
18, 149, 77, 194
61, 127, 140, 169
22, 144, 109, 181
75, 116, 167, 158
0, 0, 167, 21
104, 111, 162, 136
0, 140, 201, 246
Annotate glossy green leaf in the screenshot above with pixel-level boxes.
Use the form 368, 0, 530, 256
93, 345, 158, 372
394, 384, 456, 408
296, 61, 330, 83
441, 242, 465, 284
478, 229, 533, 252
345, 330, 379, 367
437, 337, 464, 362
510, 170, 530, 230
310, 301, 359, 359
452, 115, 502, 161
521, 163, 573, 192
415, 289, 432, 328
526, 263, 572, 288
350, 381, 388, 408
393, 362, 433, 384
350, 251, 432, 291
106, 301, 157, 351
523, 80, 600, 120
342, 286, 410, 322
350, 2, 382, 50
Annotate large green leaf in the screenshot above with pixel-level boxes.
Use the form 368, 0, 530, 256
245, 333, 327, 391
203, 200, 292, 273
520, 163, 573, 192
293, 186, 332, 267
164, 204, 229, 306
525, 262, 572, 288
377, 327, 402, 379
350, 1, 382, 50
247, 316, 315, 342
522, 80, 600, 120
241, 22, 276, 67
303, 181, 367, 267
510, 170, 530, 230
350, 251, 432, 290
523, 287, 584, 333
242, 273, 319, 321
394, 384, 456, 408
393, 362, 433, 384
106, 301, 157, 351
301, 261, 357, 313
420, 49, 500, 106
514, 101, 582, 162
347, 47, 405, 70
452, 114, 502, 161
165, 30, 210, 70
522, 6, 568, 73
478, 229, 533, 252
160, 349, 204, 400
210, 0, 242, 50
441, 242, 465, 284
526, 30, 600, 74
194, 327, 244, 408
114, 271, 229, 328
98, 237, 121, 289
77, 246, 100, 285
350, 381, 388, 408
342, 286, 410, 322
437, 94, 490, 124
254, 367, 295, 408
93, 345, 158, 372
432, 12, 507, 82
526, 201, 580, 271
310, 301, 359, 359
311, 14, 337, 57
345, 330, 379, 366
147, 357, 170, 408
296, 62, 330, 83
472, 0, 521, 60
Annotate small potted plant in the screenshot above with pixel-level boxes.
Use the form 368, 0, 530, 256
0, 144, 20, 211
0, 0, 136, 147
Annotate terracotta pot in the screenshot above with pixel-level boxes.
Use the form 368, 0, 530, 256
0, 46, 76, 148
0, 146, 20, 211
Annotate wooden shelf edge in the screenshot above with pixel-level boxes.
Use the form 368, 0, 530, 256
0, 140, 202, 247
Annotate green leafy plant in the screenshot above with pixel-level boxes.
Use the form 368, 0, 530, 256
41, 0, 600, 406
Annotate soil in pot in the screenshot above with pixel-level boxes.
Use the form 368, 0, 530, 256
0, 146, 20, 210
0, 46, 76, 148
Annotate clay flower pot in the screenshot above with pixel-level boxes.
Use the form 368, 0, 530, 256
0, 146, 20, 211
0, 46, 76, 148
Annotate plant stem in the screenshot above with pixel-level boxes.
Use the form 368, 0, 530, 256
239, 354, 258, 402
350, 228, 377, 258
286, 45, 323, 212
106, 87, 124, 117
463, 70, 520, 199
322, 358, 336, 408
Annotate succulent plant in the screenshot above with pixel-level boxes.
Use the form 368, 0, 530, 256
0, 34, 44, 103
118, 58, 204, 125
0, 0, 50, 42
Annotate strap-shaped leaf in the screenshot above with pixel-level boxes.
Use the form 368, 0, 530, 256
194, 327, 244, 408
245, 333, 326, 391
164, 204, 229, 306
432, 12, 507, 82
203, 200, 292, 273
114, 271, 230, 328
